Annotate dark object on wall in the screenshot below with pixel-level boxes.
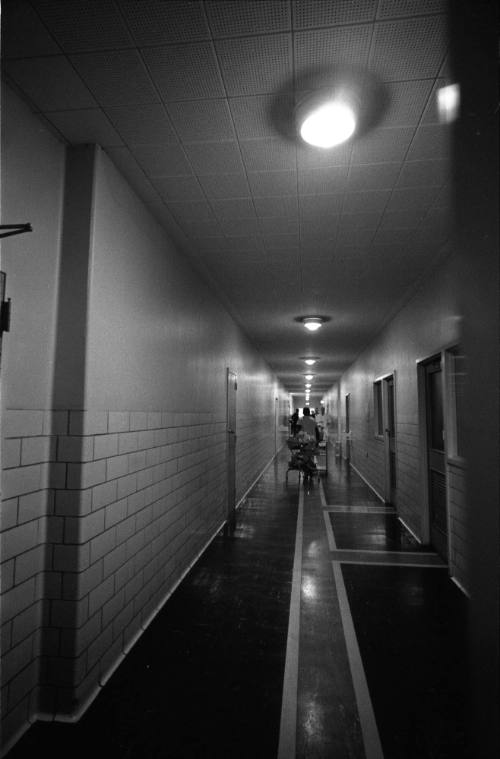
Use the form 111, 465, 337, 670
0, 271, 11, 334
0, 222, 32, 239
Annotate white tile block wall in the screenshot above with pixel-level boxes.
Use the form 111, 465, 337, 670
2, 404, 277, 739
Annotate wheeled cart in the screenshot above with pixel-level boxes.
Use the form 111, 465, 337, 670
285, 435, 320, 482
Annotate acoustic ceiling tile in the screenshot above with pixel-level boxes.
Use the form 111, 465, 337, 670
70, 49, 159, 106
198, 173, 251, 199
336, 227, 376, 246
3, 56, 96, 111
347, 162, 401, 190
223, 236, 264, 253
397, 159, 449, 188
351, 127, 415, 164
300, 236, 336, 254
211, 198, 257, 221
247, 170, 297, 197
194, 237, 234, 252
406, 124, 452, 161
167, 201, 216, 223
296, 141, 352, 170
342, 190, 391, 213
221, 218, 262, 236
432, 184, 453, 210
130, 144, 193, 177
240, 138, 297, 172
370, 15, 448, 81
261, 233, 299, 250
373, 228, 422, 247
300, 218, 339, 238
337, 212, 382, 230
105, 146, 156, 192
183, 141, 245, 175
45, 108, 123, 146
104, 104, 178, 145
34, 0, 133, 52
119, 0, 210, 45
380, 79, 435, 127
298, 166, 349, 195
377, 0, 447, 19
379, 210, 427, 229
294, 26, 372, 88
206, 0, 291, 37
185, 219, 226, 238
142, 43, 225, 101
229, 94, 295, 140
299, 194, 343, 219
292, 0, 377, 28
1, 0, 61, 58
422, 206, 452, 232
385, 186, 440, 213
260, 218, 299, 236
166, 99, 235, 143
151, 176, 205, 203
253, 196, 299, 218
215, 34, 293, 96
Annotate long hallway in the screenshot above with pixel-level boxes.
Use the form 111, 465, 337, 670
6, 445, 470, 759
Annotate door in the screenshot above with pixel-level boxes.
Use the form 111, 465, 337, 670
383, 375, 397, 505
424, 357, 448, 559
226, 369, 237, 521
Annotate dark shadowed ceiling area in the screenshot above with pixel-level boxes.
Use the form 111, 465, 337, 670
1, 0, 453, 400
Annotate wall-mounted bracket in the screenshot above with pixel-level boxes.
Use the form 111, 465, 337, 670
0, 223, 32, 239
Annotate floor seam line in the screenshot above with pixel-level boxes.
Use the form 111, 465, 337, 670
332, 560, 385, 759
277, 483, 304, 759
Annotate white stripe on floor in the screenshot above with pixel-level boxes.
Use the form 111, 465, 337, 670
277, 485, 304, 759
332, 560, 385, 759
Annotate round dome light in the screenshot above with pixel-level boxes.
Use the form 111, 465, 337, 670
299, 100, 356, 148
302, 317, 323, 332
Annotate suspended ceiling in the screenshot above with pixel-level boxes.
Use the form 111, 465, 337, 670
1, 0, 453, 398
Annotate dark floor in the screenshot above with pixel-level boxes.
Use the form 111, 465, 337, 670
6, 450, 471, 759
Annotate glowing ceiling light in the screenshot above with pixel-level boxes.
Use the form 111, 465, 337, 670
298, 100, 356, 148
305, 383, 311, 389
304, 358, 317, 365
302, 317, 323, 332
304, 374, 314, 381
437, 83, 460, 123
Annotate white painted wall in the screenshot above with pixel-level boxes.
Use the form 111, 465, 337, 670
0, 86, 287, 753
334, 252, 467, 583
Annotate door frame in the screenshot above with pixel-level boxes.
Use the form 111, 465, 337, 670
417, 351, 452, 558
226, 367, 237, 522
374, 370, 397, 505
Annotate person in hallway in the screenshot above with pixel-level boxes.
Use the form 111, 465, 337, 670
290, 408, 299, 435
294, 406, 320, 479
298, 405, 319, 440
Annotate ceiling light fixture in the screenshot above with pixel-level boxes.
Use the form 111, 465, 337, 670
296, 91, 358, 149
305, 383, 311, 389
304, 358, 317, 366
302, 317, 323, 332
304, 374, 314, 381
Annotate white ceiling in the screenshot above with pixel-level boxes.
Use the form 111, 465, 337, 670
1, 0, 453, 397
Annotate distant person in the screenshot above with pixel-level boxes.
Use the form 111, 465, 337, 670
290, 408, 299, 435
297, 406, 320, 443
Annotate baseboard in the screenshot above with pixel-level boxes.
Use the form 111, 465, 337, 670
349, 462, 385, 503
